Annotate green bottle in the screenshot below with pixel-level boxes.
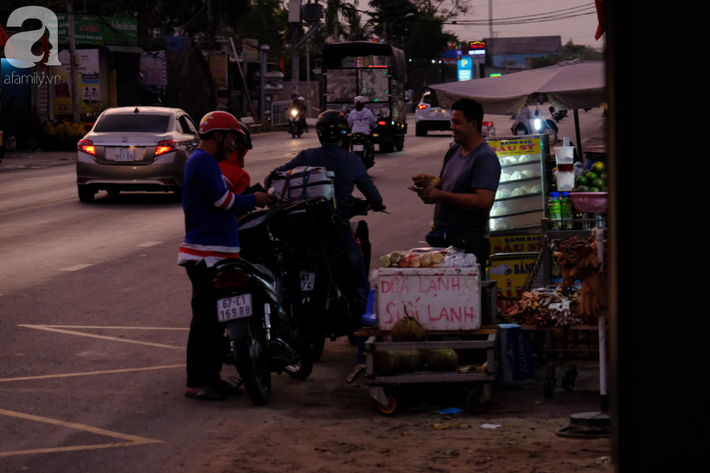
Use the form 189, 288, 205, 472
560, 192, 573, 230
548, 192, 561, 230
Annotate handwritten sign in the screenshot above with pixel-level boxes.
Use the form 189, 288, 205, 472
373, 268, 481, 331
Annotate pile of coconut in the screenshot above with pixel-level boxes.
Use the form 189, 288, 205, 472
373, 315, 459, 375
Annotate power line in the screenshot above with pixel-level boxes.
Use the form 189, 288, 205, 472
449, 5, 597, 25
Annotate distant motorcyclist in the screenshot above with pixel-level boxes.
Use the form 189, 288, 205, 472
271, 110, 384, 320
292, 96, 308, 133
512, 103, 535, 135
347, 96, 377, 155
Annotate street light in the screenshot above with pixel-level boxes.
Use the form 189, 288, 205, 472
386, 12, 414, 45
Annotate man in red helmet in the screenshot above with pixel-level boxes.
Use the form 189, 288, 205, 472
179, 111, 271, 401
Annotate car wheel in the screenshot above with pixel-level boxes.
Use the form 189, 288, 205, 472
380, 142, 395, 153
395, 136, 404, 151
415, 123, 427, 136
78, 186, 95, 203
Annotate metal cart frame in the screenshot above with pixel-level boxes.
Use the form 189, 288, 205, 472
360, 282, 500, 416
364, 333, 497, 416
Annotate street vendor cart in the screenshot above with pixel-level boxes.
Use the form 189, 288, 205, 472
359, 265, 499, 416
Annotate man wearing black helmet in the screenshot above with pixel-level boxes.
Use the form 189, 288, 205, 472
271, 110, 384, 321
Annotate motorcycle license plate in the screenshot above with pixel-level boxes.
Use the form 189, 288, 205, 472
216, 294, 253, 322
300, 272, 316, 291
353, 144, 364, 151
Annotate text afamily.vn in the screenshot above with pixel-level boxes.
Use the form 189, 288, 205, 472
3, 71, 62, 86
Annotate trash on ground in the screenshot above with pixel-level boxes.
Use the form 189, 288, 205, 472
436, 407, 463, 414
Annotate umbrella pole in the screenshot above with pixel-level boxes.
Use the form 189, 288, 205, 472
574, 109, 583, 159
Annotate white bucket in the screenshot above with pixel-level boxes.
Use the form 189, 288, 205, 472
555, 146, 574, 166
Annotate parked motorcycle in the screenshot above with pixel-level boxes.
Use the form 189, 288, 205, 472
214, 206, 313, 406
349, 132, 375, 169
281, 197, 382, 361
549, 106, 568, 123
510, 109, 559, 145
288, 108, 305, 138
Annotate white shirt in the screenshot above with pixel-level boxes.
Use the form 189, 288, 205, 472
348, 107, 377, 135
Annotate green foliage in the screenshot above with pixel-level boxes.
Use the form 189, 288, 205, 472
40, 120, 89, 151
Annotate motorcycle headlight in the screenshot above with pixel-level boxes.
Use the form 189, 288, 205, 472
534, 118, 541, 130
291, 109, 297, 116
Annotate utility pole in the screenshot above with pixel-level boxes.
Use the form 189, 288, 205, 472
306, 39, 311, 118
488, 0, 493, 39
289, 1, 322, 101
67, 0, 80, 123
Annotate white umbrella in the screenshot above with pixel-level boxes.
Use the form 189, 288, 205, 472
428, 58, 605, 115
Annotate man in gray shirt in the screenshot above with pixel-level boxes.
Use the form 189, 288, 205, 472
412, 98, 501, 266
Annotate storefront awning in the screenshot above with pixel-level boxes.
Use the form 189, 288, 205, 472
105, 45, 144, 54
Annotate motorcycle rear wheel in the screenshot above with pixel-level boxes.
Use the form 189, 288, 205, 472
310, 333, 326, 362
284, 344, 314, 380
235, 316, 272, 406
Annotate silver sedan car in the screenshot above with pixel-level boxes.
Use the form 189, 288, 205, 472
76, 106, 199, 202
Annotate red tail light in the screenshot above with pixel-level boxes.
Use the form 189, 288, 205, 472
213, 271, 252, 290
417, 104, 428, 110
78, 139, 96, 156
378, 120, 386, 126
155, 140, 179, 157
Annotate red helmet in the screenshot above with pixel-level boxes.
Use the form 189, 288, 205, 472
198, 111, 243, 137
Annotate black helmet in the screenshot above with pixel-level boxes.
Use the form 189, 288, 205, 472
316, 110, 348, 143
235, 120, 253, 150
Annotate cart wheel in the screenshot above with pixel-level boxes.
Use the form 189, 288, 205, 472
562, 370, 577, 392
543, 378, 555, 399
377, 388, 402, 417
466, 384, 488, 415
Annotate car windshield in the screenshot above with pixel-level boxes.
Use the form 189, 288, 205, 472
93, 114, 171, 133
422, 94, 431, 105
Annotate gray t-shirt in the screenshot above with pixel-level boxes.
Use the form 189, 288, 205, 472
433, 141, 501, 232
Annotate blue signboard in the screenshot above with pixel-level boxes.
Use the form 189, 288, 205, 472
458, 57, 472, 81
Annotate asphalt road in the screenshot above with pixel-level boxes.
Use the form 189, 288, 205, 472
0, 109, 605, 472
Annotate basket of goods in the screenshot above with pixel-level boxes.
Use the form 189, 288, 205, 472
569, 192, 608, 214
570, 162, 608, 213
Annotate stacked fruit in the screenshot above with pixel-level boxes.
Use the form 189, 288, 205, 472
572, 161, 608, 192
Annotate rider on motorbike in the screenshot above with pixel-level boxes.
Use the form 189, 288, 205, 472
292, 96, 308, 133
347, 96, 377, 156
218, 120, 252, 195
271, 110, 385, 320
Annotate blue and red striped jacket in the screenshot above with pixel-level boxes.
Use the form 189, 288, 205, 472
178, 149, 256, 267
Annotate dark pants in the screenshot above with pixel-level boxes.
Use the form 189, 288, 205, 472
338, 223, 370, 319
185, 261, 225, 388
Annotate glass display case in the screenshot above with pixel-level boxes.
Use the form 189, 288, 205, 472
487, 135, 549, 234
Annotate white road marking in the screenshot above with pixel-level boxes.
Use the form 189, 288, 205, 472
0, 408, 161, 457
137, 241, 162, 247
0, 364, 185, 383
59, 264, 93, 272
19, 325, 184, 350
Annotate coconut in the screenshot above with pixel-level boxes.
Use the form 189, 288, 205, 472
397, 349, 423, 372
373, 350, 400, 376
391, 315, 425, 342
427, 349, 459, 371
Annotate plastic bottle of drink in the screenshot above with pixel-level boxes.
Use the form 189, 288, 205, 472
548, 192, 561, 230
560, 192, 573, 230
